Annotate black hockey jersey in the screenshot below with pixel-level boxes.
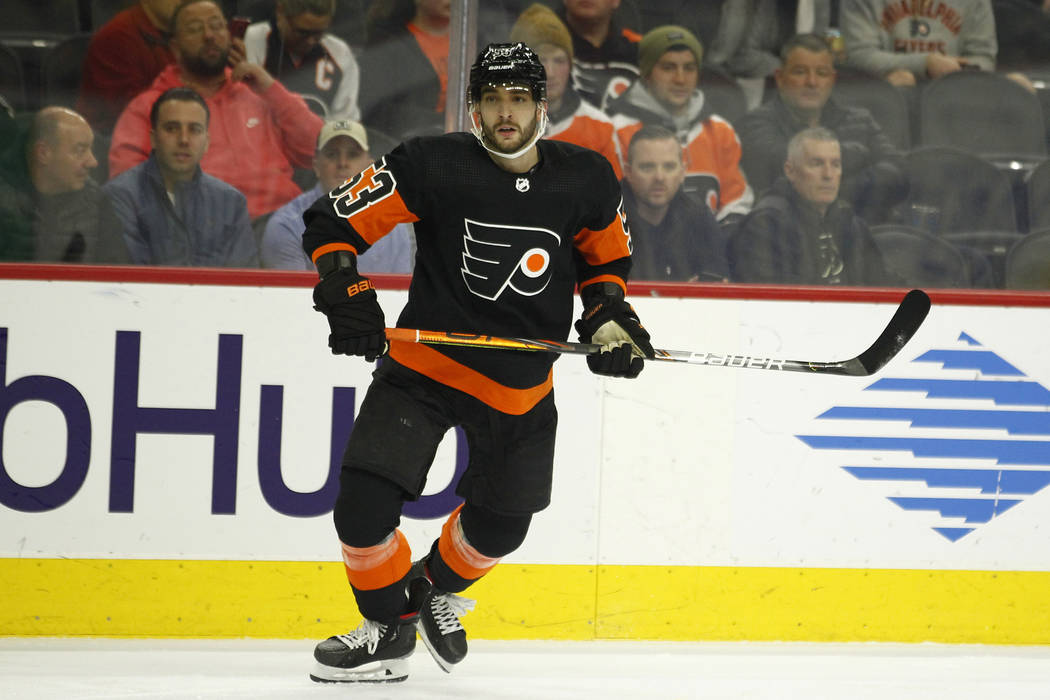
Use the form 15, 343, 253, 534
303, 133, 633, 414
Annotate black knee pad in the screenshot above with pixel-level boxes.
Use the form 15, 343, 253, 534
334, 468, 407, 547
458, 501, 533, 558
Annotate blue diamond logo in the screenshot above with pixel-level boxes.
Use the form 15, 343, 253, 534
796, 333, 1050, 541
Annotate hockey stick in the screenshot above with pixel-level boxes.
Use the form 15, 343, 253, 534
385, 289, 931, 377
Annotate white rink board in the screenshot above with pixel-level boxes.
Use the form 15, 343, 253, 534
1, 281, 1049, 572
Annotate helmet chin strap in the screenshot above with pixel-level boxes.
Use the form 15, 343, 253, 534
470, 103, 549, 162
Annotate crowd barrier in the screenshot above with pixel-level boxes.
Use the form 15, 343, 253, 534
1, 265, 1048, 643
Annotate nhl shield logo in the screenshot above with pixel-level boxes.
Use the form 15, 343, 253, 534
515, 177, 530, 193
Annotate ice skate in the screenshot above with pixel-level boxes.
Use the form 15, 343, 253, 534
309, 615, 417, 683
410, 562, 476, 672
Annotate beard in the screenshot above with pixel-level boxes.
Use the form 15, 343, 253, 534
182, 46, 229, 77
481, 114, 539, 154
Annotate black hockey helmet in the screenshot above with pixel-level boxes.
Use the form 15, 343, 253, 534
468, 42, 547, 104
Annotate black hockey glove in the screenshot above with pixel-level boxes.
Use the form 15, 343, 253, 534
312, 250, 387, 361
575, 282, 655, 379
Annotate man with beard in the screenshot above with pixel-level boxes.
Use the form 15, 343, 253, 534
303, 42, 654, 684
108, 0, 323, 220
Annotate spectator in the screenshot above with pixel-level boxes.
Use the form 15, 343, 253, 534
78, 0, 179, 135
261, 119, 414, 271
104, 87, 258, 267
716, 1, 833, 79
359, 0, 450, 141
622, 125, 727, 282
244, 0, 361, 120
728, 127, 895, 285
109, 0, 323, 220
509, 3, 622, 177
737, 33, 906, 221
557, 0, 642, 107
841, 0, 997, 86
607, 25, 754, 224
0, 107, 127, 263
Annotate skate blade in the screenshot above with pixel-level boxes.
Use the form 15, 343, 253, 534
417, 629, 458, 674
309, 658, 409, 683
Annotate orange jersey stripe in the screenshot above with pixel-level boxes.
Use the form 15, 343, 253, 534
329, 160, 421, 245
579, 274, 627, 294
437, 505, 501, 581
311, 241, 357, 264
575, 200, 632, 266
388, 340, 553, 416
341, 530, 411, 591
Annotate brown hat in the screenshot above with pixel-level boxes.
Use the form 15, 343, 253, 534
509, 3, 573, 61
638, 25, 703, 77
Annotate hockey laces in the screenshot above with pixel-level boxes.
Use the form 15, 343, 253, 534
337, 619, 386, 655
429, 593, 476, 635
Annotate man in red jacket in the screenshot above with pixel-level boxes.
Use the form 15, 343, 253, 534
78, 0, 179, 135
108, 0, 322, 220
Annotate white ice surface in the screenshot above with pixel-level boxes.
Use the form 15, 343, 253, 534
1, 638, 1049, 700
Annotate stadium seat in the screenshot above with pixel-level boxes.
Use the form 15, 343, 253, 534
871, 224, 971, 288
1026, 158, 1050, 231
1004, 228, 1050, 289
700, 66, 747, 127
0, 0, 81, 35
919, 71, 1046, 160
0, 41, 26, 113
40, 34, 91, 109
942, 231, 1026, 288
832, 69, 912, 151
895, 147, 1017, 234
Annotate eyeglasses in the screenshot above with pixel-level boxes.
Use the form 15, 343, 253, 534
180, 18, 228, 37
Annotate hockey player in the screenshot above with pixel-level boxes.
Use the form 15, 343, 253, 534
303, 42, 655, 683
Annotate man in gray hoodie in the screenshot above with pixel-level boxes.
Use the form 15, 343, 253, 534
840, 0, 997, 86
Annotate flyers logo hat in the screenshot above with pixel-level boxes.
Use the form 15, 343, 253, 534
461, 219, 561, 300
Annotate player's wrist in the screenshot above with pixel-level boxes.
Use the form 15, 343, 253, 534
316, 250, 357, 280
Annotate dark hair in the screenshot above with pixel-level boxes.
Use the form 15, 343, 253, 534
626, 124, 679, 163
170, 0, 224, 34
149, 87, 211, 128
779, 32, 833, 61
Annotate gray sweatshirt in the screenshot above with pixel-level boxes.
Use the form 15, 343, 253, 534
841, 0, 997, 79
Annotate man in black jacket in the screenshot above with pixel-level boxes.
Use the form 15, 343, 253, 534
622, 124, 728, 282
729, 127, 897, 286
737, 32, 905, 222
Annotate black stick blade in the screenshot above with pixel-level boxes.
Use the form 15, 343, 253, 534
850, 289, 931, 376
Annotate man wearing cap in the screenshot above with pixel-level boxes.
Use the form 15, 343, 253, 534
104, 86, 258, 266
261, 119, 414, 271
606, 24, 754, 225
509, 3, 622, 178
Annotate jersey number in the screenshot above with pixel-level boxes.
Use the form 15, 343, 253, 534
329, 160, 396, 219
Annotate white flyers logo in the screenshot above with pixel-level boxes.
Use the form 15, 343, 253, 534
461, 219, 561, 300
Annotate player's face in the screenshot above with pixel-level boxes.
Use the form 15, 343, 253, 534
645, 49, 699, 115
314, 135, 372, 192
150, 99, 210, 181
476, 84, 541, 154
276, 8, 330, 57
537, 44, 570, 104
625, 137, 684, 209
172, 1, 231, 78
776, 48, 835, 114
785, 138, 841, 209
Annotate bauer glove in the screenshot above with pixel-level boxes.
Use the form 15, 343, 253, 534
312, 250, 387, 361
575, 282, 654, 378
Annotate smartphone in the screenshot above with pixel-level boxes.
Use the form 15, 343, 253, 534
229, 16, 251, 39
